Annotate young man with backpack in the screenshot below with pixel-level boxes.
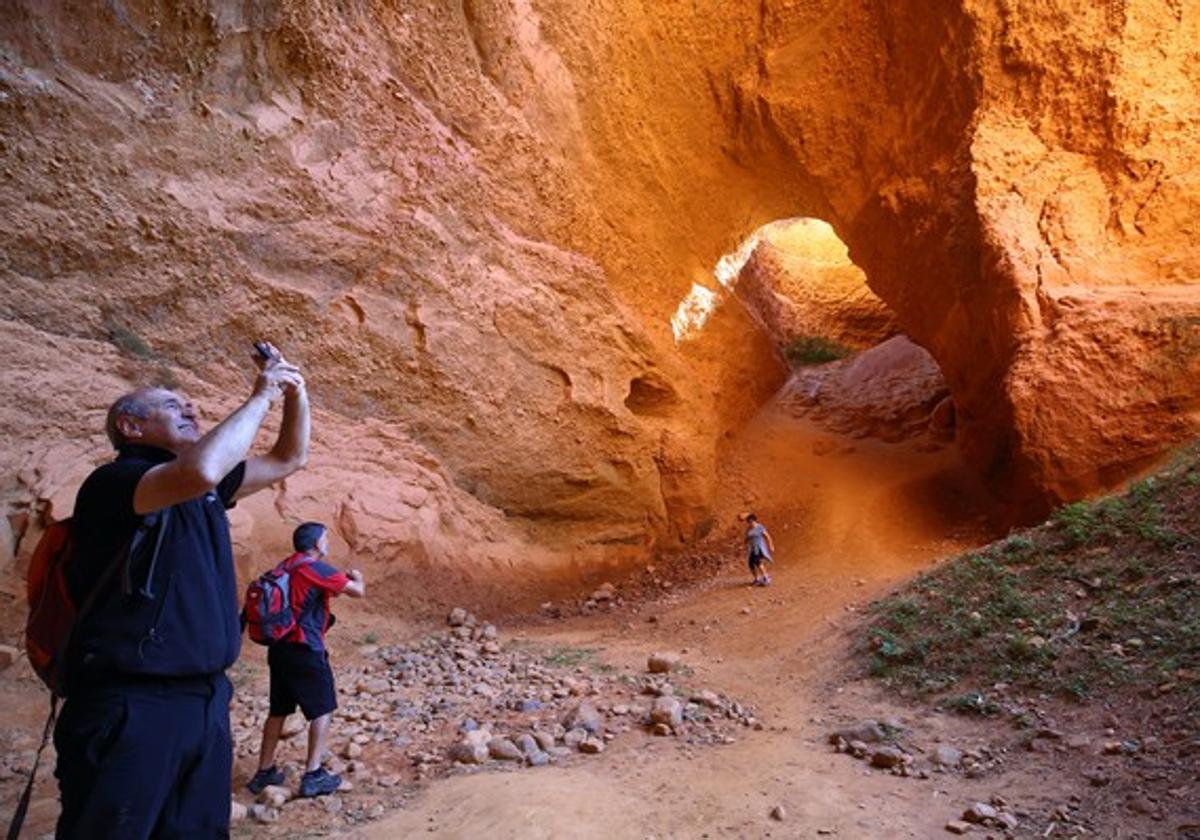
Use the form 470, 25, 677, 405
51, 344, 309, 839
246, 522, 365, 798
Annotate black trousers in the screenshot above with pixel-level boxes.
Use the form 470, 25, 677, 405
54, 673, 232, 839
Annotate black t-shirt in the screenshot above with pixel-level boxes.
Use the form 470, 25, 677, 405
69, 444, 245, 681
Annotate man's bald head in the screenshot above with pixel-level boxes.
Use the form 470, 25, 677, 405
104, 388, 200, 452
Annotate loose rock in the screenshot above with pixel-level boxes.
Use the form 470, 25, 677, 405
647, 653, 680, 674
650, 696, 683, 729
870, 747, 905, 769
962, 802, 998, 823
579, 737, 605, 754
249, 804, 279, 824
564, 701, 605, 735
933, 744, 963, 767
488, 738, 523, 761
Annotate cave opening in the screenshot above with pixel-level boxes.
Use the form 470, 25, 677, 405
674, 217, 998, 571
677, 217, 957, 446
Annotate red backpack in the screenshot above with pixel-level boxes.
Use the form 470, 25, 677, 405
242, 555, 311, 645
24, 520, 76, 693
24, 510, 169, 695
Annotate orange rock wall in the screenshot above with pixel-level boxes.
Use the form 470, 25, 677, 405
3, 0, 1200, 588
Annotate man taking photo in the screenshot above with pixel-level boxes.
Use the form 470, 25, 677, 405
56, 343, 309, 838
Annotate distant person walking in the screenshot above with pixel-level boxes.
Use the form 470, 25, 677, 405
55, 343, 309, 839
247, 522, 365, 799
744, 513, 776, 586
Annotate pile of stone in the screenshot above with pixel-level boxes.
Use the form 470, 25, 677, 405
228, 609, 756, 829
438, 643, 758, 765
828, 720, 920, 777
828, 720, 1008, 781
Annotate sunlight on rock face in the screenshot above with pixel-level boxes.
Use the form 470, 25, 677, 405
672, 218, 857, 345
766, 218, 853, 266
670, 282, 720, 344
737, 219, 897, 351
714, 218, 848, 289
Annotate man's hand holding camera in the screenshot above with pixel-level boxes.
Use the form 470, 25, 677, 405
251, 341, 305, 405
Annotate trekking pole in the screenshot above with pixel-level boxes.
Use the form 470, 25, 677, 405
5, 696, 57, 840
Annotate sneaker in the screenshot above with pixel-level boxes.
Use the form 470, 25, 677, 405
300, 767, 342, 798
246, 765, 285, 795
762, 575, 772, 586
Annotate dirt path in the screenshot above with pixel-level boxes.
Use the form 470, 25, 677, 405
351, 404, 1010, 838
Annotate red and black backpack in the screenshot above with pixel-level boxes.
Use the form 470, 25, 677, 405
242, 555, 311, 646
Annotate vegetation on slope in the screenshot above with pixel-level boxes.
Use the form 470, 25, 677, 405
861, 447, 1200, 721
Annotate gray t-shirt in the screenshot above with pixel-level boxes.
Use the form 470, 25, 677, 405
745, 523, 771, 558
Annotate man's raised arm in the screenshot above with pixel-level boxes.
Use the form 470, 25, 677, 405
236, 373, 311, 500
132, 362, 302, 514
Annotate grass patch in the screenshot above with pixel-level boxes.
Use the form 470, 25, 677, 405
542, 646, 598, 668
784, 335, 853, 367
107, 322, 155, 358
859, 448, 1200, 718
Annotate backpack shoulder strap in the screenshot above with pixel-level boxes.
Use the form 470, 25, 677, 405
281, 553, 315, 574
56, 508, 172, 692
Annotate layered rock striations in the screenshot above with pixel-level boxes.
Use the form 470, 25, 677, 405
2, 0, 1199, 590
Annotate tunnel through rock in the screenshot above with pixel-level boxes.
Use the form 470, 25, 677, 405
688, 219, 997, 575
677, 218, 958, 450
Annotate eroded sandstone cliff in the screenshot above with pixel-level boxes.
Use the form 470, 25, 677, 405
2, 1, 1199, 595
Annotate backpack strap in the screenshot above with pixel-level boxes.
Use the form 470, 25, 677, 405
52, 508, 171, 694
283, 552, 314, 572
136, 508, 171, 599
120, 509, 169, 598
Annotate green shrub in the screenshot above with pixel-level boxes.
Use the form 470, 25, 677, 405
783, 335, 853, 367
107, 323, 154, 358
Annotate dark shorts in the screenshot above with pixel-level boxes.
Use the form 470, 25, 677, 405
54, 674, 232, 839
268, 643, 337, 720
748, 551, 767, 570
